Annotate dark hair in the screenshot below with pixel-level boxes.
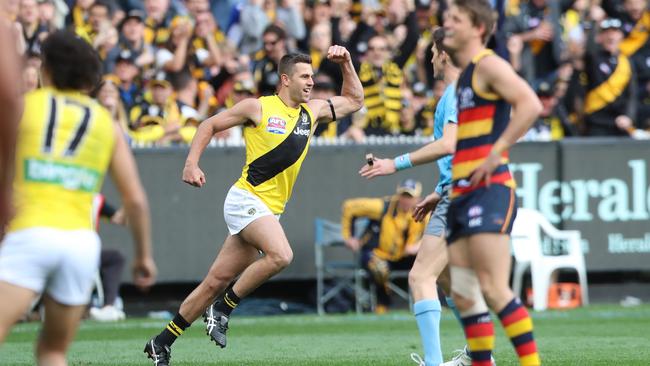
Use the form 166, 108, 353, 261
167, 68, 193, 91
454, 0, 497, 44
41, 31, 102, 91
263, 24, 287, 41
432, 27, 445, 54
278, 53, 312, 77
90, 0, 112, 16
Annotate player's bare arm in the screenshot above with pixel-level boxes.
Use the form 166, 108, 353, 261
469, 55, 542, 187
359, 123, 457, 179
0, 20, 23, 238
109, 125, 157, 290
310, 45, 364, 123
0, 22, 21, 117
183, 98, 262, 187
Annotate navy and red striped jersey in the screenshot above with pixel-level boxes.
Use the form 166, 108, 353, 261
452, 49, 515, 198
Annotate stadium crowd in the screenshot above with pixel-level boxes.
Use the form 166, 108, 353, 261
4, 0, 650, 145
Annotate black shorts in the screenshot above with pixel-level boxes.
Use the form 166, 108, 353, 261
446, 185, 517, 244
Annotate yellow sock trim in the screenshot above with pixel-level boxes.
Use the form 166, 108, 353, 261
166, 324, 180, 337
169, 321, 184, 335
224, 295, 237, 308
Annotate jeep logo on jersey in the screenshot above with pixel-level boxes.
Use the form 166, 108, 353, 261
293, 111, 311, 136
267, 117, 287, 134
294, 127, 310, 136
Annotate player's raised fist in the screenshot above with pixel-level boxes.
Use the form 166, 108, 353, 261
327, 45, 351, 64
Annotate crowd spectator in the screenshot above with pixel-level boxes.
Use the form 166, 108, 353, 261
351, 0, 419, 137
114, 49, 142, 110
168, 68, 214, 143
503, 0, 568, 89
521, 81, 575, 141
341, 179, 425, 314
23, 63, 40, 92
6, 0, 650, 144
583, 17, 637, 136
95, 75, 131, 134
129, 72, 182, 144
253, 24, 288, 95
615, 0, 650, 130
105, 10, 154, 73
19, 0, 49, 55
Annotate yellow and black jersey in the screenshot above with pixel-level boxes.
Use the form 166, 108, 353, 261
234, 95, 314, 214
341, 196, 425, 262
129, 99, 181, 144
189, 31, 225, 80
359, 61, 403, 135
583, 50, 634, 133
144, 15, 180, 47
9, 87, 115, 232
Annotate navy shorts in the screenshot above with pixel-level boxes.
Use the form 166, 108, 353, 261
446, 185, 518, 245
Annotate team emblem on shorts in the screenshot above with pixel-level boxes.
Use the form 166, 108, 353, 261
248, 208, 256, 215
468, 205, 483, 217
267, 117, 287, 134
468, 205, 483, 228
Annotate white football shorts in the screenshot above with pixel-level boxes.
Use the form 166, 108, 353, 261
223, 186, 280, 235
0, 227, 101, 306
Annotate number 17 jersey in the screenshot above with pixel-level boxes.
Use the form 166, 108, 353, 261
9, 87, 116, 232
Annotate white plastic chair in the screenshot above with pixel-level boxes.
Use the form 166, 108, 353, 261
511, 208, 589, 311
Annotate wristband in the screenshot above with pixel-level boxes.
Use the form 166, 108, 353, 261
394, 153, 413, 171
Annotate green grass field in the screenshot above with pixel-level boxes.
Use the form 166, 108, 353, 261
2, 304, 649, 365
